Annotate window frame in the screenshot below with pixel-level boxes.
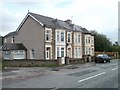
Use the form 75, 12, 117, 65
61, 32, 64, 42
45, 30, 51, 42
67, 33, 71, 43
78, 34, 80, 43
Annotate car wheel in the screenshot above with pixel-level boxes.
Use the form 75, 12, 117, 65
95, 60, 97, 63
103, 60, 106, 63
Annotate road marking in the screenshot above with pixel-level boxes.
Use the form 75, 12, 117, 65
112, 67, 118, 71
0, 76, 17, 80
78, 72, 106, 83
12, 70, 20, 73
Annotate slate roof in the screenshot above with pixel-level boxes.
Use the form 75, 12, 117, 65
29, 12, 87, 32
4, 31, 18, 37
2, 43, 27, 51
4, 12, 91, 38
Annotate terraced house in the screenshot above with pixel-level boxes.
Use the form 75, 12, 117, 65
3, 12, 94, 60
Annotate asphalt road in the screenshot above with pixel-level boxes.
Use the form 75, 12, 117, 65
2, 59, 119, 89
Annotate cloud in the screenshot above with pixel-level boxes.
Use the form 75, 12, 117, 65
1, 0, 119, 42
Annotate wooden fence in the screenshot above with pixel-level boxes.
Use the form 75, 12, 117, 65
95, 51, 119, 59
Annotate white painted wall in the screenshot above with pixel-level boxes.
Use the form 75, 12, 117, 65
55, 29, 66, 59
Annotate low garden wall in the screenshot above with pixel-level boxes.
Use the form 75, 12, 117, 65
65, 57, 84, 65
3, 56, 94, 67
3, 59, 59, 67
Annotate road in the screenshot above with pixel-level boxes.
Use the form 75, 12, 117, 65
2, 59, 119, 89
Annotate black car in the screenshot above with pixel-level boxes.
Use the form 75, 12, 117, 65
95, 54, 111, 63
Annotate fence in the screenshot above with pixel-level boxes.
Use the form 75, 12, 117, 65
95, 51, 119, 59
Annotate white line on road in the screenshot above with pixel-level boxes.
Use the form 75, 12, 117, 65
78, 72, 106, 83
112, 67, 118, 71
0, 76, 17, 80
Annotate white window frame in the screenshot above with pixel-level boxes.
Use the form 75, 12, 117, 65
12, 37, 15, 43
57, 31, 59, 42
30, 49, 34, 59
85, 36, 87, 44
61, 32, 64, 42
57, 47, 60, 57
61, 48, 64, 57
88, 48, 91, 55
88, 37, 91, 44
4, 38, 7, 43
78, 34, 80, 43
74, 48, 77, 58
13, 50, 24, 55
45, 30, 51, 42
46, 51, 49, 59
92, 37, 94, 44
78, 48, 81, 57
74, 34, 77, 43
67, 33, 71, 43
4, 51, 10, 55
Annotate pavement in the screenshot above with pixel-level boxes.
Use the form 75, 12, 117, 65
1, 62, 96, 80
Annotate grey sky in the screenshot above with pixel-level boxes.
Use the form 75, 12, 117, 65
1, 0, 119, 43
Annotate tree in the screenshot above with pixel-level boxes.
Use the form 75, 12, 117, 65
90, 31, 112, 52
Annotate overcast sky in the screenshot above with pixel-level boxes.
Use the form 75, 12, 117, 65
1, 0, 119, 43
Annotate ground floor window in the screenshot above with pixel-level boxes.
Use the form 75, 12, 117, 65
46, 47, 50, 59
30, 49, 34, 59
13, 50, 25, 59
61, 48, 64, 57
4, 51, 11, 59
56, 46, 65, 58
57, 47, 60, 57
74, 47, 82, 58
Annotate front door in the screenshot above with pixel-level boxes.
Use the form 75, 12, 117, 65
68, 48, 71, 58
46, 47, 50, 60
46, 50, 49, 59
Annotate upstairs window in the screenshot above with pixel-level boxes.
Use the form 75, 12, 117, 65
68, 33, 71, 43
45, 30, 51, 41
12, 37, 15, 43
92, 37, 94, 44
78, 34, 80, 43
4, 38, 7, 43
74, 34, 77, 43
88, 37, 91, 44
57, 31, 59, 42
61, 32, 64, 42
85, 36, 87, 44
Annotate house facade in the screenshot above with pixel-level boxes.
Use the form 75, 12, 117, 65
3, 12, 94, 60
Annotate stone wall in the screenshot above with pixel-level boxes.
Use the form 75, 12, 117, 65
3, 59, 60, 67
0, 50, 2, 60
